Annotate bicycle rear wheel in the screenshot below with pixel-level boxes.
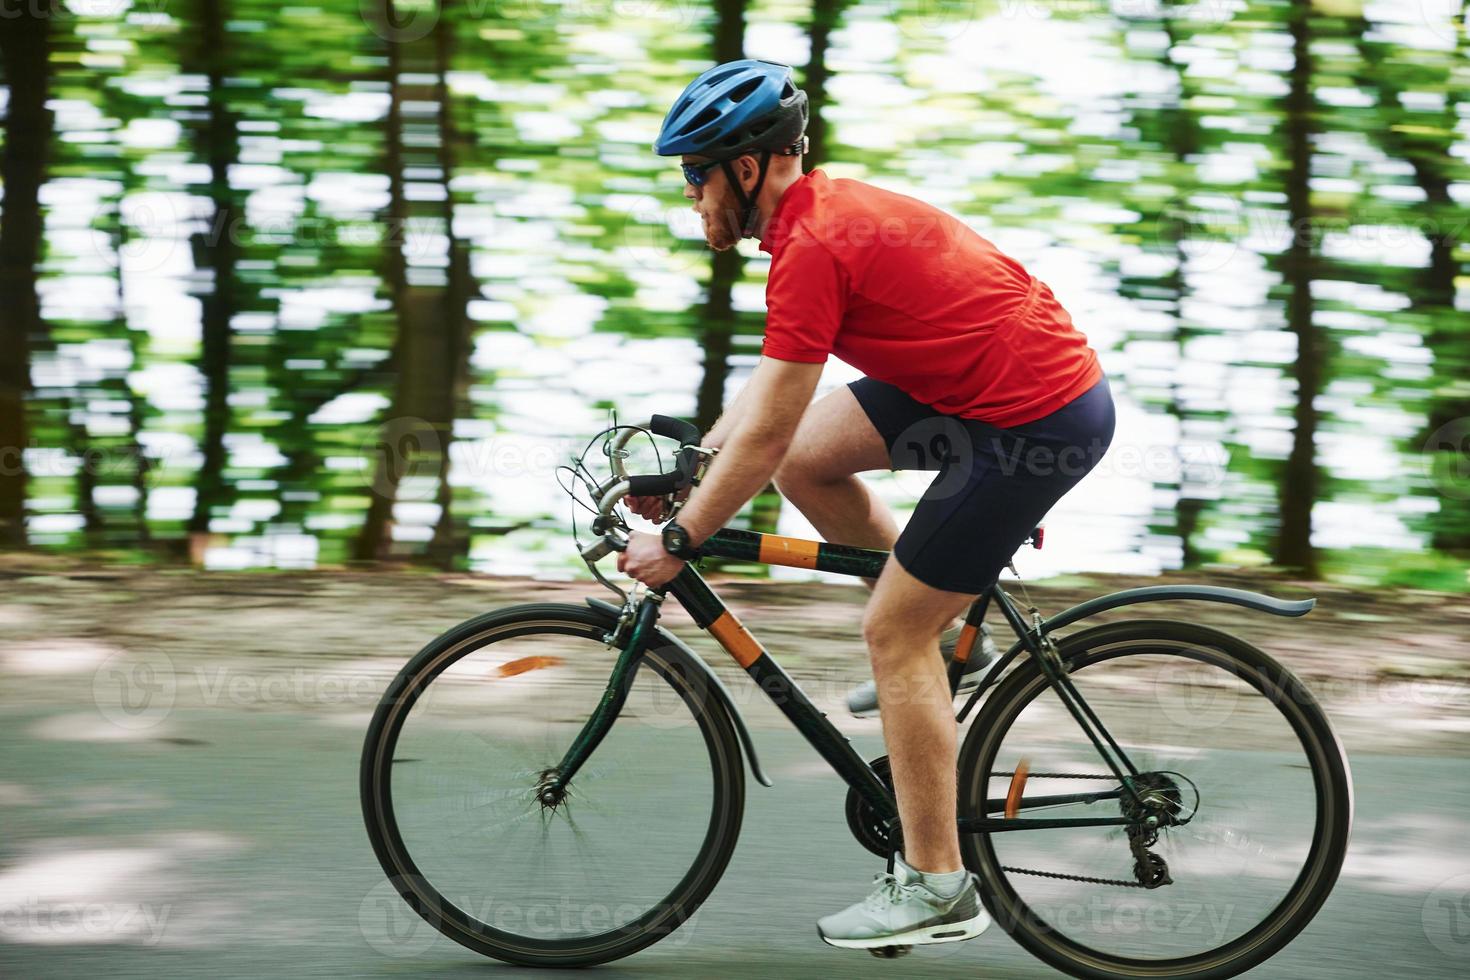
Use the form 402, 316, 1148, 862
959, 619, 1352, 980
360, 603, 744, 966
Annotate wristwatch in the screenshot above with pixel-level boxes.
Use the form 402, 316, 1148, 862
661, 521, 700, 561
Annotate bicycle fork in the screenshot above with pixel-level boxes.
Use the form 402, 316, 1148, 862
536, 589, 666, 807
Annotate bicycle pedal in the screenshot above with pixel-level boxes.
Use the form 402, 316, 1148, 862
868, 945, 911, 959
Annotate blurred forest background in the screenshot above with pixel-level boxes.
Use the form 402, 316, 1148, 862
0, 0, 1467, 589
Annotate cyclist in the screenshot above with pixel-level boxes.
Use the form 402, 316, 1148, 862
619, 59, 1115, 951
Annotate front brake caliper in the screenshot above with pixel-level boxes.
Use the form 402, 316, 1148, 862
604, 590, 639, 649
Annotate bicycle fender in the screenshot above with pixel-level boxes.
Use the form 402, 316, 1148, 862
1041, 585, 1315, 633
586, 598, 773, 788
954, 585, 1315, 724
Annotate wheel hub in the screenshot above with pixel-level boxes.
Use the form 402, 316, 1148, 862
535, 767, 567, 809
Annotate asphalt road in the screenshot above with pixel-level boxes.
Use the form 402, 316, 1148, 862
3, 690, 1469, 980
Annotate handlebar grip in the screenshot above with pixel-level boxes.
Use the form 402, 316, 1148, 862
627, 472, 683, 497
650, 414, 701, 447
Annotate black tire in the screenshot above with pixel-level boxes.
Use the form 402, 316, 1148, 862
360, 602, 745, 966
959, 619, 1352, 980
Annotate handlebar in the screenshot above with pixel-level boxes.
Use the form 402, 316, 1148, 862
649, 414, 701, 446
579, 415, 716, 565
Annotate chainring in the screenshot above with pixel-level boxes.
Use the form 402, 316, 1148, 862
845, 755, 900, 858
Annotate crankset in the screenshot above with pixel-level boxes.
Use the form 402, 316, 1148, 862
845, 755, 900, 858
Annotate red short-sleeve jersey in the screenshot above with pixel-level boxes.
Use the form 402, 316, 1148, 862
758, 170, 1102, 427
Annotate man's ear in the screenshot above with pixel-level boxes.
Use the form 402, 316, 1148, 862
734, 153, 761, 190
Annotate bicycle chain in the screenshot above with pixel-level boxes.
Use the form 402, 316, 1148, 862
988, 770, 1120, 780
990, 770, 1154, 888
998, 865, 1150, 888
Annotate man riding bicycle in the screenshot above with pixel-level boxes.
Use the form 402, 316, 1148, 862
618, 59, 1115, 951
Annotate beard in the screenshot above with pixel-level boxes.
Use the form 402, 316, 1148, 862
701, 193, 746, 252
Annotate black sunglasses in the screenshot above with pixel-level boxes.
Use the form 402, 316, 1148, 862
681, 159, 722, 187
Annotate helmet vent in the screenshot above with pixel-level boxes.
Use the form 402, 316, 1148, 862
729, 78, 761, 103
682, 107, 721, 135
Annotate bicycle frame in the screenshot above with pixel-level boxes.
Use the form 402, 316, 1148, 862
548, 526, 1147, 839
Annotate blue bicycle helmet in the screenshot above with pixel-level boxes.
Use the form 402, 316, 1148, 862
654, 59, 808, 159
654, 60, 809, 238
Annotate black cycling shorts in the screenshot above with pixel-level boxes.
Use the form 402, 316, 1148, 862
849, 374, 1115, 594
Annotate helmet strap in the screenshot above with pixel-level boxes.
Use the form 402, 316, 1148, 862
719, 149, 773, 240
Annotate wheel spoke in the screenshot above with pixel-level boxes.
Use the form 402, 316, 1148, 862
361, 609, 744, 964
962, 621, 1350, 977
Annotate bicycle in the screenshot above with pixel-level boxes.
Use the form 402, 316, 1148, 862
360, 415, 1353, 979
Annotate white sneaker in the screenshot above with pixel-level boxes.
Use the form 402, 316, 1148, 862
817, 855, 991, 949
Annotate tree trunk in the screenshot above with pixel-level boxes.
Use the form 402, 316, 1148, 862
1275, 0, 1321, 577
427, 0, 476, 569
0, 10, 53, 549
693, 0, 749, 439
1160, 7, 1205, 568
187, 0, 241, 554
803, 0, 850, 172
1348, 5, 1469, 556
354, 0, 457, 563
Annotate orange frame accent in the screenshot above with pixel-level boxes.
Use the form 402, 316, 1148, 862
756, 534, 821, 570
708, 610, 763, 668
1005, 758, 1030, 820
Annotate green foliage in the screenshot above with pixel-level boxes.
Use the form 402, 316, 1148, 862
1, 0, 1467, 589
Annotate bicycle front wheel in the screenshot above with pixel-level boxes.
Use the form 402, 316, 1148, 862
361, 603, 745, 966
960, 619, 1352, 980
